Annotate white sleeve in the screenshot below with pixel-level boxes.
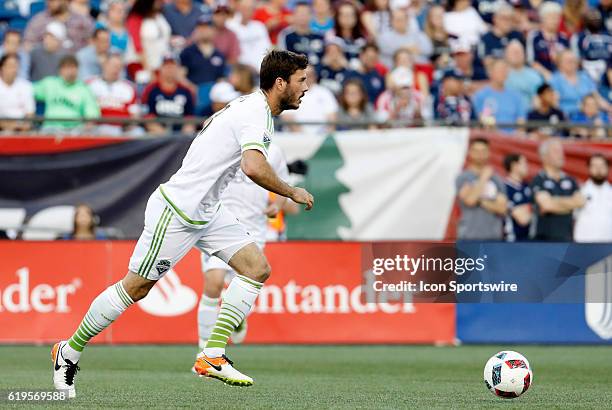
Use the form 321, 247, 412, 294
24, 81, 35, 115
238, 102, 269, 158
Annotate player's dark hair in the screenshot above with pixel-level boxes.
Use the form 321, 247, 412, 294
588, 153, 610, 167
536, 83, 551, 95
469, 137, 489, 147
0, 53, 19, 70
503, 153, 523, 172
259, 50, 308, 91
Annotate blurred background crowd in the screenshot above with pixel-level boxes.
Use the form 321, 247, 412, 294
0, 0, 610, 136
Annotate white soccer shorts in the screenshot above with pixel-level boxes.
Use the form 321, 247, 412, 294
128, 189, 254, 280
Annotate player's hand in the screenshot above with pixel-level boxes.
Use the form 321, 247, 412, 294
290, 187, 314, 211
264, 203, 281, 217
480, 166, 494, 181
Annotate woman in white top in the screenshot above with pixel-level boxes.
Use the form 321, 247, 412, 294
125, 0, 171, 83
443, 0, 487, 48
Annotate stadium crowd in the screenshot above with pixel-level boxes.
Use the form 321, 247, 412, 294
0, 0, 610, 135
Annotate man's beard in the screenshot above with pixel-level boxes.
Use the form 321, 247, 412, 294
279, 91, 300, 112
591, 175, 608, 185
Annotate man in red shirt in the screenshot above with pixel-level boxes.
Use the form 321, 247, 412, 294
253, 0, 292, 44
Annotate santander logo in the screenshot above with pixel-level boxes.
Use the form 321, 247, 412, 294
138, 269, 197, 317
0, 267, 80, 313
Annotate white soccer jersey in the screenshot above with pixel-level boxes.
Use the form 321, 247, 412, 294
221, 143, 288, 246
160, 90, 274, 228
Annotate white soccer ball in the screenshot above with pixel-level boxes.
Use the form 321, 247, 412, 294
483, 350, 533, 399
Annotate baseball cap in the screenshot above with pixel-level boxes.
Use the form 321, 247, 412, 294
46, 21, 67, 41
196, 14, 214, 26
161, 53, 179, 64
214, 0, 231, 13
325, 36, 346, 50
390, 67, 413, 88
449, 38, 472, 54
442, 69, 464, 81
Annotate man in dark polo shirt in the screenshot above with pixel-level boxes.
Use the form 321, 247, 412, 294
456, 138, 508, 240
531, 139, 585, 241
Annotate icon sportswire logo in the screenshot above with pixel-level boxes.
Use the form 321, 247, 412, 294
138, 269, 197, 317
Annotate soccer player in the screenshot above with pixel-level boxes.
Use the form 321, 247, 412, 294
197, 142, 289, 348
51, 50, 313, 397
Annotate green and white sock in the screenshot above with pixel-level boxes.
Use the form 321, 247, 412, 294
197, 295, 220, 348
64, 282, 134, 361
203, 274, 262, 357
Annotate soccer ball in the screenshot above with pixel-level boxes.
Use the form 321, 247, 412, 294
483, 350, 533, 399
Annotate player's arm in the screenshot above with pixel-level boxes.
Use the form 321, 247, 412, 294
480, 193, 508, 216
241, 150, 314, 210
511, 203, 532, 226
458, 167, 494, 207
535, 191, 584, 214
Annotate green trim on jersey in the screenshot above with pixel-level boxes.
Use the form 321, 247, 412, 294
159, 186, 209, 226
242, 142, 268, 153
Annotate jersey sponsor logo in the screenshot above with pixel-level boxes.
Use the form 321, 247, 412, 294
156, 259, 171, 275
137, 269, 197, 317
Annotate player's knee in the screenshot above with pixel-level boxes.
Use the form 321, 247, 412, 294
123, 272, 155, 301
252, 259, 271, 283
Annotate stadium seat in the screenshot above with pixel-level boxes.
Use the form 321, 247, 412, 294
8, 17, 27, 31
0, 1, 20, 21
196, 82, 214, 116
0, 208, 26, 239
21, 205, 75, 240
29, 0, 45, 17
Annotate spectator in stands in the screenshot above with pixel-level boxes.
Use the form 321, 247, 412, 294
550, 50, 609, 118
142, 55, 195, 135
503, 153, 533, 241
531, 139, 584, 241
424, 5, 451, 71
125, 0, 171, 83
473, 58, 527, 128
337, 78, 377, 130
0, 53, 34, 131
569, 94, 610, 139
447, 39, 488, 95
281, 65, 338, 134
211, 2, 241, 65
478, 3, 524, 68
97, 0, 129, 54
29, 21, 69, 82
24, 0, 94, 52
387, 48, 430, 96
87, 54, 141, 136
571, 9, 612, 83
209, 63, 255, 112
504, 40, 543, 110
455, 138, 508, 240
377, 8, 432, 68
62, 204, 106, 240
574, 154, 612, 242
0, 30, 30, 80
277, 2, 325, 66
560, 0, 587, 37
76, 28, 111, 81
361, 0, 391, 40
317, 37, 355, 95
70, 0, 91, 17
526, 2, 569, 81
227, 0, 272, 72
354, 43, 386, 103
443, 0, 487, 48
327, 1, 368, 66
310, 0, 334, 35
434, 70, 475, 125
253, 0, 292, 45
34, 55, 100, 130
527, 83, 567, 139
162, 0, 207, 41
375, 68, 428, 123
598, 0, 612, 33
179, 15, 227, 86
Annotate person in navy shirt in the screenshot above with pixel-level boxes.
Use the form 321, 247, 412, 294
162, 0, 209, 40
434, 70, 475, 124
351, 43, 386, 103
571, 9, 612, 83
526, 2, 569, 79
142, 55, 196, 134
316, 37, 357, 95
477, 3, 524, 66
503, 153, 533, 241
277, 2, 325, 66
179, 15, 227, 85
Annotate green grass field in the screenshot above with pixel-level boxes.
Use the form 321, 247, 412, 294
1, 345, 611, 409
